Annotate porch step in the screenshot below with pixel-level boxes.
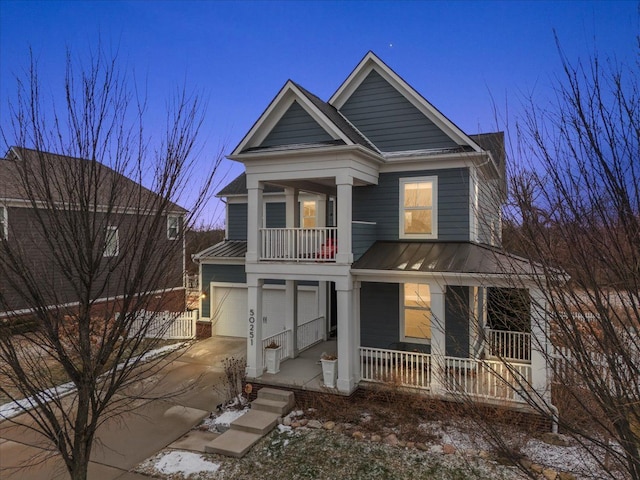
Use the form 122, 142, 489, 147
204, 429, 262, 458
230, 409, 279, 435
257, 387, 295, 407
251, 397, 291, 415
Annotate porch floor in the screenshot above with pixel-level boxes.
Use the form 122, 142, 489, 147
251, 340, 337, 393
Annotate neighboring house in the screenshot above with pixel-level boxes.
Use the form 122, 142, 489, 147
0, 146, 187, 319
194, 52, 550, 406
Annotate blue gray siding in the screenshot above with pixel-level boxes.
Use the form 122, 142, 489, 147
261, 101, 333, 147
266, 202, 286, 228
352, 222, 377, 261
352, 169, 470, 241
360, 282, 399, 349
228, 203, 247, 240
201, 264, 246, 317
339, 70, 459, 152
445, 286, 470, 357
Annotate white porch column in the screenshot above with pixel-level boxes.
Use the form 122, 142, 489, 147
285, 280, 298, 357
430, 283, 446, 394
284, 187, 299, 228
336, 175, 353, 264
317, 194, 327, 227
318, 281, 328, 341
353, 281, 361, 384
530, 287, 551, 402
336, 278, 356, 393
246, 277, 264, 378
246, 178, 264, 263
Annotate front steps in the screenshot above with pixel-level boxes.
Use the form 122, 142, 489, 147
204, 388, 294, 458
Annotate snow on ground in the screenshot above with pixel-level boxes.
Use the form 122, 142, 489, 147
199, 407, 249, 432
150, 450, 221, 476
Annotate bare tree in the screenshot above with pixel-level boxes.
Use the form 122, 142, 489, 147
0, 47, 221, 480
492, 39, 640, 478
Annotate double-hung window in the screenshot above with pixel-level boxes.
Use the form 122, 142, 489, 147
301, 200, 317, 228
400, 177, 437, 238
402, 283, 431, 343
0, 206, 7, 240
104, 226, 119, 257
167, 215, 180, 240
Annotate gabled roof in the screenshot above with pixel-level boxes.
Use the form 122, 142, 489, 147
216, 173, 284, 197
1, 147, 186, 213
329, 51, 484, 153
231, 81, 379, 156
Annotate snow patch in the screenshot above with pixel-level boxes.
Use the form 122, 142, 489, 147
153, 450, 220, 475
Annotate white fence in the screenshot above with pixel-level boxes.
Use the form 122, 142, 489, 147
298, 316, 325, 352
129, 309, 198, 340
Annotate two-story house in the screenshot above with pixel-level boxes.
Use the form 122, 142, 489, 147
195, 52, 550, 406
0, 147, 187, 320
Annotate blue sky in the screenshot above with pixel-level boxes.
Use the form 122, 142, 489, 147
1, 1, 637, 225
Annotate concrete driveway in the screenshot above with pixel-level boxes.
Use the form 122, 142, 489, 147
0, 336, 246, 480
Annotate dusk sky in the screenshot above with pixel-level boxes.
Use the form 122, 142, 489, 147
1, 1, 637, 225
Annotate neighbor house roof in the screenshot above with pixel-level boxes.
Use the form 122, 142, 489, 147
352, 241, 542, 277
1, 147, 186, 213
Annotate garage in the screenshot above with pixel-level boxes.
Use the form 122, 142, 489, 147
210, 283, 320, 338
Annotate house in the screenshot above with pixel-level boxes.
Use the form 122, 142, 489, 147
194, 52, 551, 406
0, 146, 187, 320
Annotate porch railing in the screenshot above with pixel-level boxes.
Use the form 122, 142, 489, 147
297, 316, 325, 352
129, 309, 199, 340
359, 347, 431, 389
262, 330, 293, 366
260, 227, 338, 262
485, 329, 531, 362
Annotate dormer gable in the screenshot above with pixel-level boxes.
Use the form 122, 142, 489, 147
231, 81, 369, 156
329, 52, 484, 155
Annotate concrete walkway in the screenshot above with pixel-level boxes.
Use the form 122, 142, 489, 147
0, 337, 246, 480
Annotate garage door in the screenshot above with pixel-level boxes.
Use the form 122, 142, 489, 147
211, 285, 319, 338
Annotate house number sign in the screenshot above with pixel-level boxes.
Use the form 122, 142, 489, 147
249, 308, 255, 346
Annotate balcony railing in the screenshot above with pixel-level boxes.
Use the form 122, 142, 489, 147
485, 328, 531, 362
260, 227, 338, 262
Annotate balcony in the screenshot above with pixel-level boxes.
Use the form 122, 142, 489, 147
260, 227, 337, 262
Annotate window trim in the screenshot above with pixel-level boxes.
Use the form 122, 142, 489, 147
0, 205, 7, 240
399, 176, 438, 239
104, 226, 119, 257
167, 214, 180, 240
400, 282, 431, 345
301, 200, 317, 228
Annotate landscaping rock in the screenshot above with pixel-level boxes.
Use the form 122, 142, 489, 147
283, 417, 291, 426
371, 434, 381, 442
352, 431, 365, 440
442, 444, 456, 455
299, 419, 308, 427
333, 424, 344, 433
384, 433, 399, 446
519, 458, 533, 470
558, 472, 577, 480
531, 463, 544, 474
543, 467, 558, 480
307, 420, 322, 429
429, 445, 443, 454
398, 440, 406, 448
291, 421, 300, 428
541, 432, 571, 447
406, 441, 415, 449
415, 442, 428, 451
323, 421, 335, 430
478, 450, 491, 459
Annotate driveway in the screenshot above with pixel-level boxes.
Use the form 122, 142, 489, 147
0, 336, 246, 480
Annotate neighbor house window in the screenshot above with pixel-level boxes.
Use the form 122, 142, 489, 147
0, 206, 6, 240
104, 226, 119, 257
400, 177, 437, 238
301, 200, 317, 228
167, 215, 180, 240
402, 283, 431, 343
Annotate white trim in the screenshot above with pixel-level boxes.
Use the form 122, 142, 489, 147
469, 167, 479, 242
399, 176, 438, 240
167, 214, 180, 240
0, 205, 7, 240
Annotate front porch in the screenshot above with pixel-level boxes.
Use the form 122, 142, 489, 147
250, 332, 534, 405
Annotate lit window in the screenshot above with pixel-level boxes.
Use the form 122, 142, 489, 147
0, 206, 6, 240
400, 177, 437, 238
302, 200, 316, 228
402, 283, 431, 343
104, 226, 119, 257
167, 215, 180, 240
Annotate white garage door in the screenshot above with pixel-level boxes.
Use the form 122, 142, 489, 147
211, 285, 319, 338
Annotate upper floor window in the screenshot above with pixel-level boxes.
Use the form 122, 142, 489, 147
400, 177, 437, 238
0, 206, 7, 240
301, 200, 317, 228
167, 215, 180, 240
104, 226, 119, 257
402, 283, 431, 344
